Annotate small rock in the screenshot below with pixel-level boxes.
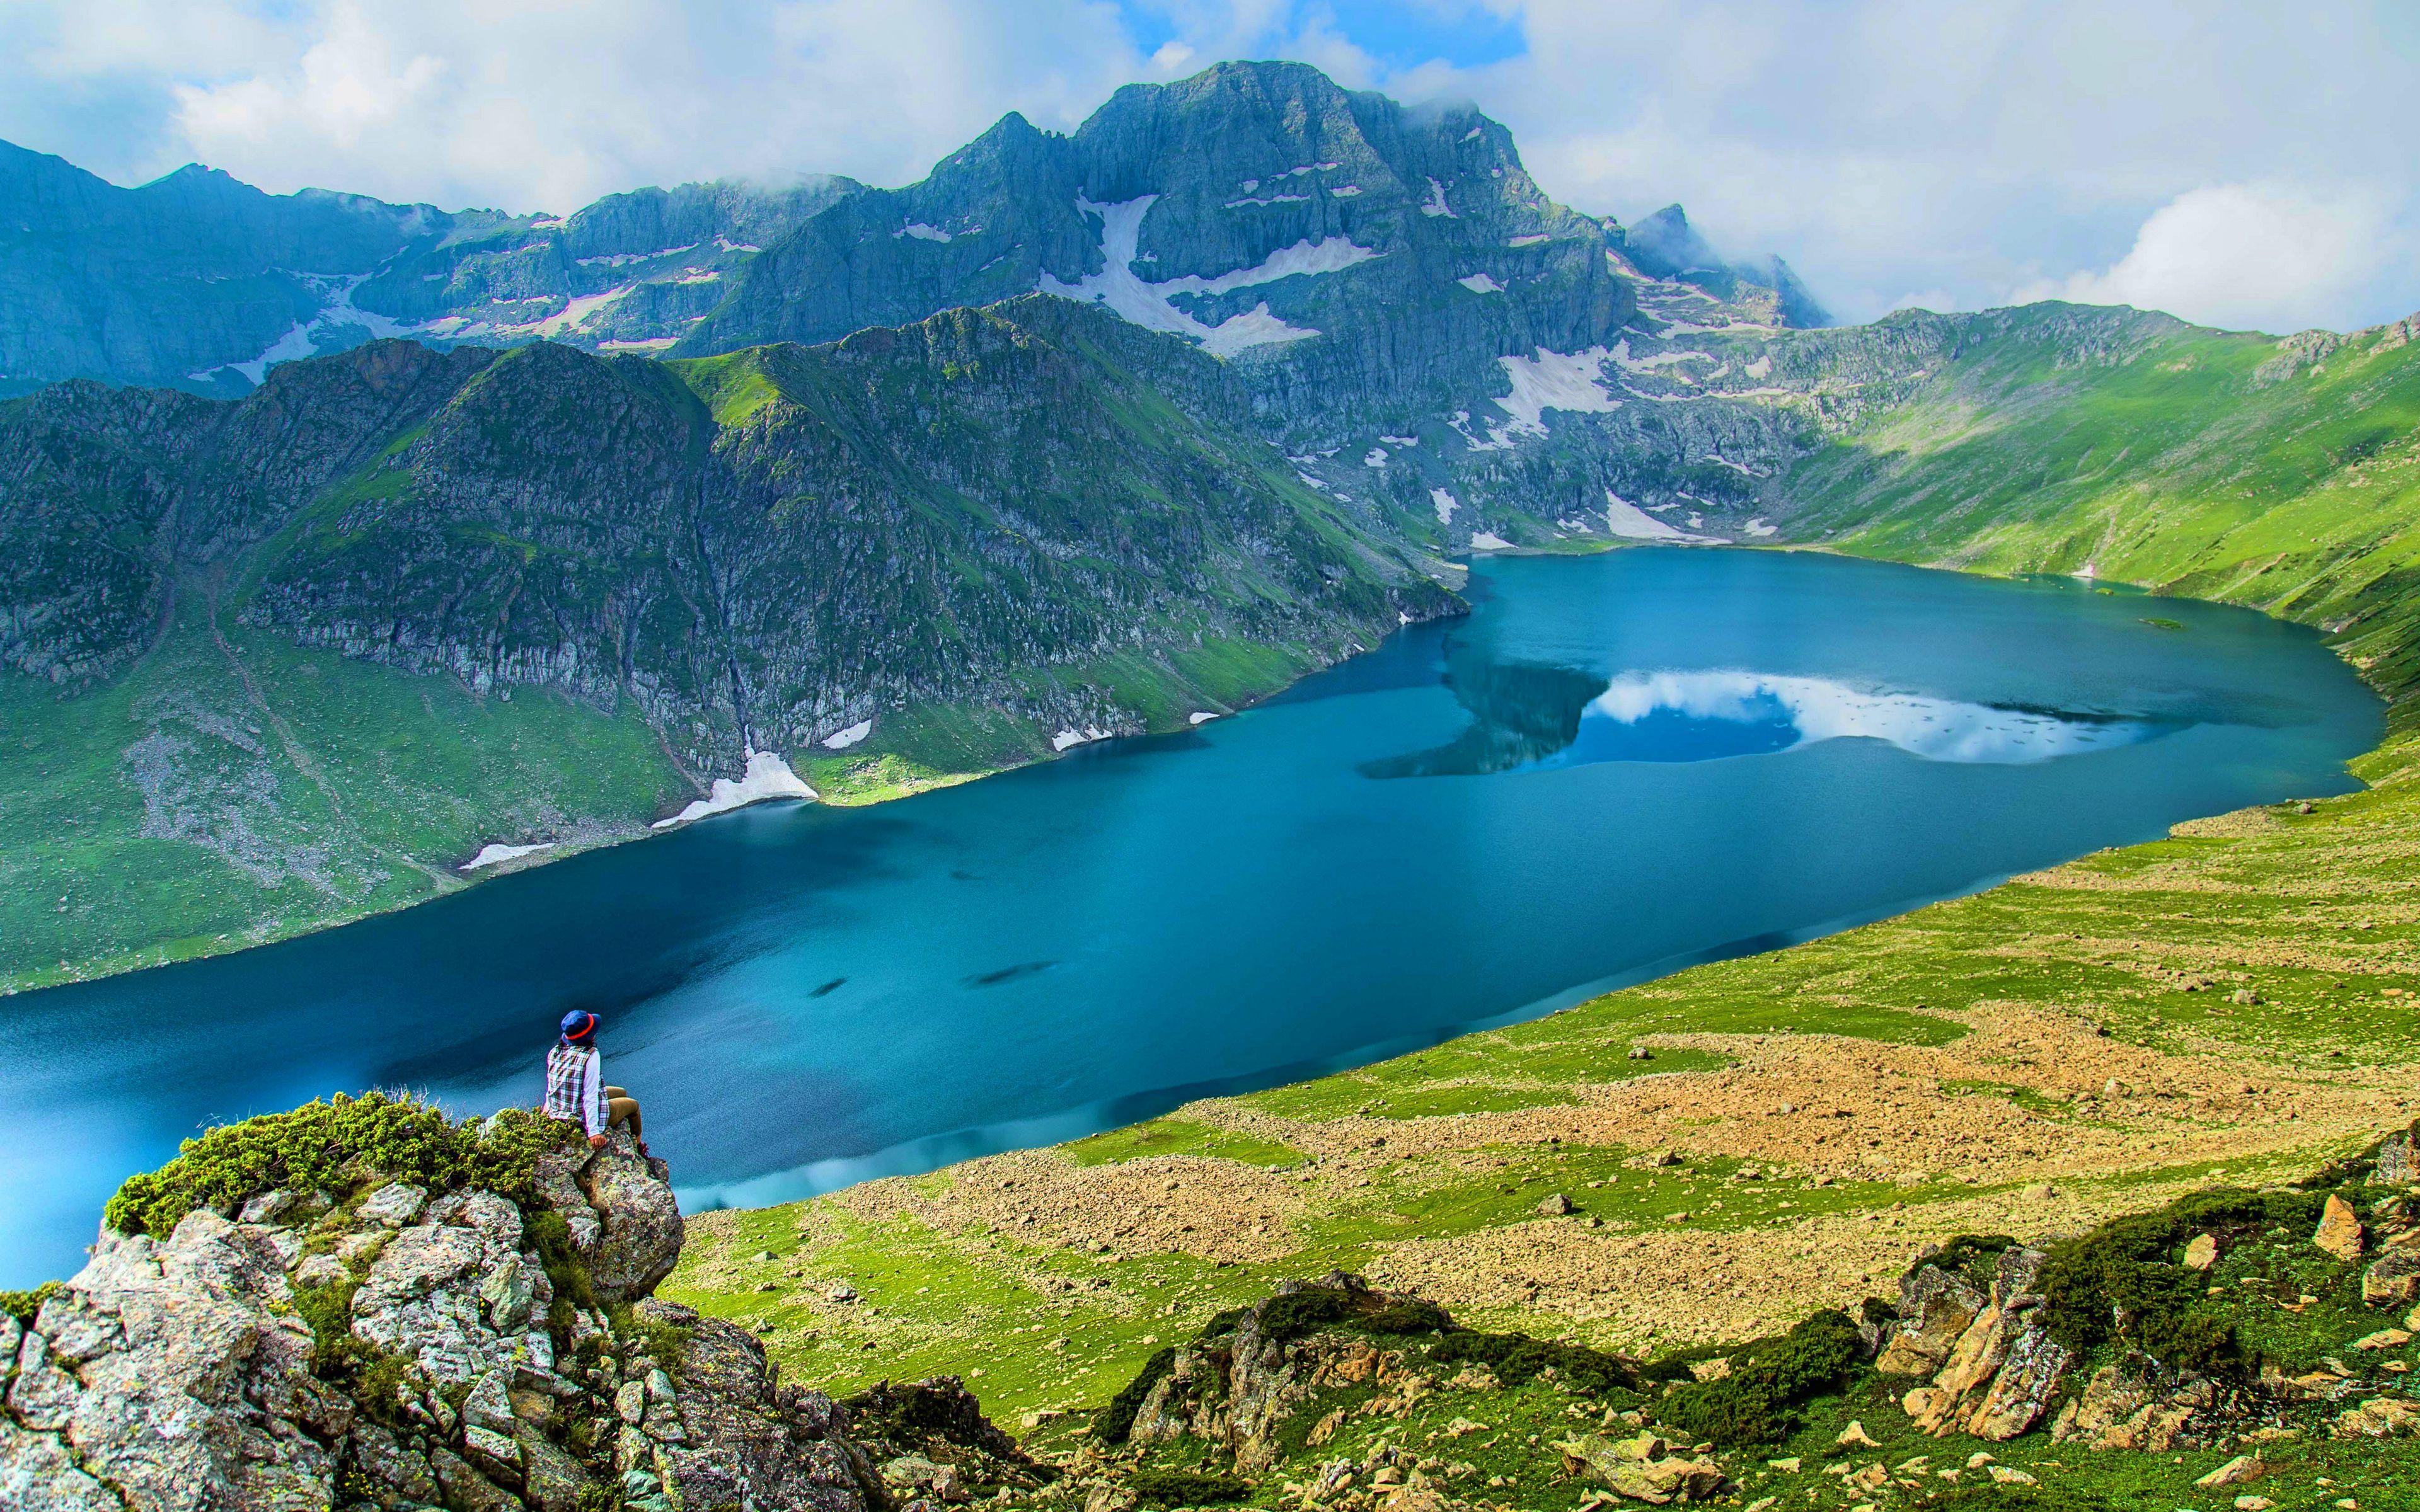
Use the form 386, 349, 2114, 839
2020, 1183, 2058, 1202
828, 1283, 858, 1303
1627, 1046, 1654, 1061
2183, 1233, 2220, 1271
2352, 1328, 2412, 1351
355, 1182, 429, 1228
1986, 1465, 2036, 1484
238, 1189, 297, 1225
1536, 1193, 1574, 1217
2235, 1499, 2274, 1511
2316, 1193, 2367, 1261
1836, 1421, 1880, 1448
463, 1422, 523, 1474
2195, 1454, 2261, 1488
291, 1253, 348, 1289
615, 1380, 648, 1426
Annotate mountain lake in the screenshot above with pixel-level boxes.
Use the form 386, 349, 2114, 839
0, 547, 2382, 1283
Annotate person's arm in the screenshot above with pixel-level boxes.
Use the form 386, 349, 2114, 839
584, 1050, 606, 1143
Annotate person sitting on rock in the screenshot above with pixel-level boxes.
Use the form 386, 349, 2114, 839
544, 1008, 648, 1157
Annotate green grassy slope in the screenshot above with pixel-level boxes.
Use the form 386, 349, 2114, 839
0, 588, 685, 992
1786, 305, 2420, 713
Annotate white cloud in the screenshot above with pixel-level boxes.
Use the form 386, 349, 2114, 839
1441, 0, 2420, 329
2014, 183, 2403, 334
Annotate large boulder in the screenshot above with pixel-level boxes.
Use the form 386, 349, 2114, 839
531, 1131, 683, 1302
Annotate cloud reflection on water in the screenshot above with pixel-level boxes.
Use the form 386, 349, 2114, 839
1552, 670, 2165, 767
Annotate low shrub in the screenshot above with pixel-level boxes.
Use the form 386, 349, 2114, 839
1130, 1469, 1250, 1506
0, 1281, 59, 1324
1652, 1309, 1864, 1446
103, 1093, 580, 1241
2034, 1187, 2323, 1375
1095, 1346, 1178, 1443
1427, 1329, 1634, 1395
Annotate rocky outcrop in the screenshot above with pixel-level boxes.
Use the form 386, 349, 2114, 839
0, 1121, 1006, 1512
1891, 1244, 2072, 1442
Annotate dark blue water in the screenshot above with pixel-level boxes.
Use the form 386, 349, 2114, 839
0, 550, 2381, 1283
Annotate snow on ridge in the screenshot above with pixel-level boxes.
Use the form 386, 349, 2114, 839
1458, 273, 1504, 294
1364, 447, 1388, 468
715, 237, 761, 253
1430, 487, 1460, 525
821, 719, 873, 750
1461, 127, 1484, 142
597, 337, 678, 353
1444, 408, 1514, 453
897, 222, 952, 242
1380, 434, 1418, 446
1610, 338, 1712, 374
1039, 195, 1380, 358
1154, 234, 1382, 298
650, 750, 817, 830
1494, 347, 1623, 439
194, 273, 418, 385
536, 285, 638, 337
1509, 233, 1550, 247
1422, 178, 1456, 218
1226, 193, 1313, 208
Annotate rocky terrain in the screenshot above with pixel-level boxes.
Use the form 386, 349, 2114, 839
0, 1094, 1053, 1511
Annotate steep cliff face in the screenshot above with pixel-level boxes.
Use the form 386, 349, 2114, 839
0, 1094, 1027, 1511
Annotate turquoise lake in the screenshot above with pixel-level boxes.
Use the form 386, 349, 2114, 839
0, 549, 2383, 1283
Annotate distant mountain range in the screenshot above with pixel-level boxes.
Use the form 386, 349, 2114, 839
0, 60, 1821, 401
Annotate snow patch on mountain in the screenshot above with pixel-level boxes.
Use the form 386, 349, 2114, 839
1040, 195, 1378, 358
1494, 347, 1623, 438
897, 223, 952, 242
1422, 178, 1456, 218
1430, 488, 1460, 525
1457, 273, 1504, 294
192, 273, 417, 386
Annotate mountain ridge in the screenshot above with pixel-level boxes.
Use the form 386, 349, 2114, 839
0, 59, 1817, 399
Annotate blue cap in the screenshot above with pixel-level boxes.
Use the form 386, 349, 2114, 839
560, 1010, 598, 1043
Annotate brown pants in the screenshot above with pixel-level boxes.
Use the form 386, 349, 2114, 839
603, 1086, 643, 1140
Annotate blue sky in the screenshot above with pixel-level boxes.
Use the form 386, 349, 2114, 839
4, 1, 2415, 333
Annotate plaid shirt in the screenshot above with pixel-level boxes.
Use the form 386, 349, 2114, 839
544, 1040, 604, 1137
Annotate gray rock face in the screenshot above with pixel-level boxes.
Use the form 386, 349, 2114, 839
534, 1136, 684, 1302
1, 1211, 344, 1511
0, 1127, 930, 1512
